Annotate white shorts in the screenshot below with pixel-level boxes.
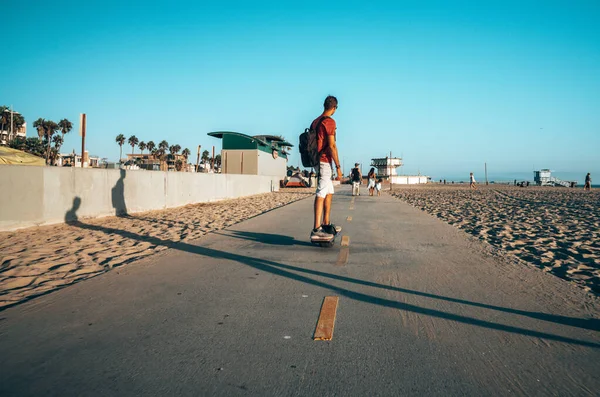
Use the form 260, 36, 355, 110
368, 178, 376, 189
315, 162, 335, 198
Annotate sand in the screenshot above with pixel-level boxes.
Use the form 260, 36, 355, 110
0, 188, 313, 310
390, 184, 600, 294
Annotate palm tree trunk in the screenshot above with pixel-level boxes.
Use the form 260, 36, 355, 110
119, 145, 123, 164
46, 133, 51, 165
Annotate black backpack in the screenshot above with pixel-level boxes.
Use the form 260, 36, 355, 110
351, 168, 361, 182
299, 116, 329, 168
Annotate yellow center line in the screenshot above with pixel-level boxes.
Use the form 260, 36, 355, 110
346, 216, 352, 222
313, 296, 339, 341
341, 235, 350, 246
336, 247, 349, 266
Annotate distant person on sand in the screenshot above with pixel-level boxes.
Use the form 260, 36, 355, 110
375, 178, 383, 196
584, 173, 592, 191
310, 95, 343, 242
351, 163, 362, 196
367, 167, 376, 196
469, 172, 477, 190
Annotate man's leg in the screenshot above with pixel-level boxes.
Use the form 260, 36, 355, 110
314, 196, 325, 229
322, 194, 333, 226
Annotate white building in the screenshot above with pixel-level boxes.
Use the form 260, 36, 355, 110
371, 156, 429, 184
0, 117, 27, 146
57, 151, 101, 168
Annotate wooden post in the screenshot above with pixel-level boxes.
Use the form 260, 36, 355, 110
211, 146, 215, 172
224, 152, 228, 174
195, 145, 201, 172
80, 113, 86, 168
241, 152, 244, 174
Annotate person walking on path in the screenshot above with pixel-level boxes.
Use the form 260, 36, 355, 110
584, 173, 592, 191
367, 167, 377, 196
470, 172, 477, 190
310, 96, 343, 242
351, 163, 362, 196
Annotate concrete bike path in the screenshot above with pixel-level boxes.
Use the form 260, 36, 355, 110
0, 185, 598, 396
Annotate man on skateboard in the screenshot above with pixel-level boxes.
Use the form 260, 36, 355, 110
310, 95, 343, 243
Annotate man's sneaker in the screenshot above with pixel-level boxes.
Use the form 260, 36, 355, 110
311, 226, 334, 241
322, 224, 342, 235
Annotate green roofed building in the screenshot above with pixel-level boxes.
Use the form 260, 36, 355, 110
208, 132, 292, 177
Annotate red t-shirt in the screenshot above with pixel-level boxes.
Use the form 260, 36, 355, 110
310, 116, 336, 164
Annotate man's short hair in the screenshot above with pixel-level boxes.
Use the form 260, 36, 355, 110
323, 95, 338, 110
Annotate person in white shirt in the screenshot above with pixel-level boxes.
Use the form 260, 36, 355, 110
469, 172, 477, 190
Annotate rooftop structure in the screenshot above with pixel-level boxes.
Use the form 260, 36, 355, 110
371, 155, 429, 185
208, 131, 291, 177
371, 156, 403, 178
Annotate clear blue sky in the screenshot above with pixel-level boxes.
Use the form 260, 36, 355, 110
4, 0, 599, 182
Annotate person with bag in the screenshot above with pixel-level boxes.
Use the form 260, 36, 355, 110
300, 95, 342, 242
351, 163, 362, 196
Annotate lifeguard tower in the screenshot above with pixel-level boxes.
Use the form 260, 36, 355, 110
533, 169, 576, 188
371, 156, 403, 178
371, 155, 429, 184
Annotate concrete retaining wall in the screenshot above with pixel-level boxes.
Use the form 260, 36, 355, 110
0, 165, 279, 231
391, 175, 429, 184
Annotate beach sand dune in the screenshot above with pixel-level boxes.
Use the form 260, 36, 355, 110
0, 188, 313, 310
390, 185, 600, 294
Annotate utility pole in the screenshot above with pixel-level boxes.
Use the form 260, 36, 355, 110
10, 105, 13, 140
485, 162, 488, 185
80, 114, 86, 168
195, 145, 201, 172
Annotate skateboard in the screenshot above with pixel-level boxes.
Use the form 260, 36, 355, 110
311, 232, 337, 248
311, 225, 341, 248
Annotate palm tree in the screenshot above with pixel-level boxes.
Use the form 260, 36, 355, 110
52, 134, 64, 151
49, 147, 59, 166
157, 140, 169, 169
116, 134, 126, 164
181, 148, 191, 161
169, 144, 181, 155
146, 141, 155, 156
43, 121, 59, 165
58, 118, 72, 141
201, 150, 210, 164
215, 154, 222, 167
0, 106, 8, 132
128, 135, 139, 155
33, 118, 46, 140
138, 141, 146, 155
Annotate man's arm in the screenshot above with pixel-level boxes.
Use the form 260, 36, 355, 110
326, 135, 342, 180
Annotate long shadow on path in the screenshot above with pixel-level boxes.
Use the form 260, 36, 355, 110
68, 220, 600, 348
